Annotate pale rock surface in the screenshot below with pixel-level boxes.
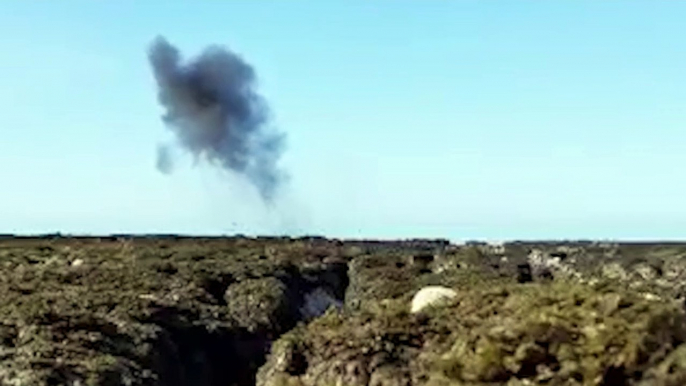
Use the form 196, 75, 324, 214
299, 287, 343, 319
410, 286, 457, 313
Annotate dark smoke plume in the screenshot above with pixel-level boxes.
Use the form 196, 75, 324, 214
148, 36, 285, 201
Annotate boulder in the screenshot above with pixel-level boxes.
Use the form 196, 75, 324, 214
410, 286, 457, 313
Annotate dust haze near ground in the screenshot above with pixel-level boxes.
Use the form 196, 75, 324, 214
147, 36, 286, 202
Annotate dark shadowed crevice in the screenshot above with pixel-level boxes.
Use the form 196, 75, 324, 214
146, 307, 272, 386
142, 260, 352, 386
288, 259, 349, 320
517, 263, 533, 283
197, 273, 235, 306
601, 365, 629, 386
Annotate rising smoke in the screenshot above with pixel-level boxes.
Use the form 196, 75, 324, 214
155, 144, 173, 175
147, 36, 285, 202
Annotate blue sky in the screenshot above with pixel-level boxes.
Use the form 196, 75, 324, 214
1, 2, 685, 240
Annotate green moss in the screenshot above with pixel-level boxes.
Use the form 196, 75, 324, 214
7, 239, 686, 385
84, 355, 120, 386
264, 274, 686, 386
0, 237, 349, 385
225, 277, 292, 333
426, 281, 686, 385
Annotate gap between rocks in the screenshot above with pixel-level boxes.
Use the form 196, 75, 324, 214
143, 260, 351, 386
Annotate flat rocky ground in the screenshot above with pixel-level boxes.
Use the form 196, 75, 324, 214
3, 236, 686, 386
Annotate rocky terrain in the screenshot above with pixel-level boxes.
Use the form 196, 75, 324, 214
2, 236, 686, 385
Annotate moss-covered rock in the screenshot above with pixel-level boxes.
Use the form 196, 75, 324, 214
5, 237, 686, 386
225, 277, 293, 334
259, 279, 686, 386
0, 237, 351, 386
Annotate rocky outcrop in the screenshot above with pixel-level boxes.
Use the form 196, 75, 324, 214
0, 237, 350, 386
4, 237, 686, 385
258, 241, 686, 386
258, 278, 686, 386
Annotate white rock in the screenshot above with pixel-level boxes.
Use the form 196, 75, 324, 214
410, 286, 457, 314
71, 258, 84, 267
643, 293, 660, 301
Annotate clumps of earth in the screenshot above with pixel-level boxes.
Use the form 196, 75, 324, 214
3, 237, 686, 385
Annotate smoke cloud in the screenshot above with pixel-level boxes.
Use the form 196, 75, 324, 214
147, 36, 285, 202
156, 144, 174, 175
